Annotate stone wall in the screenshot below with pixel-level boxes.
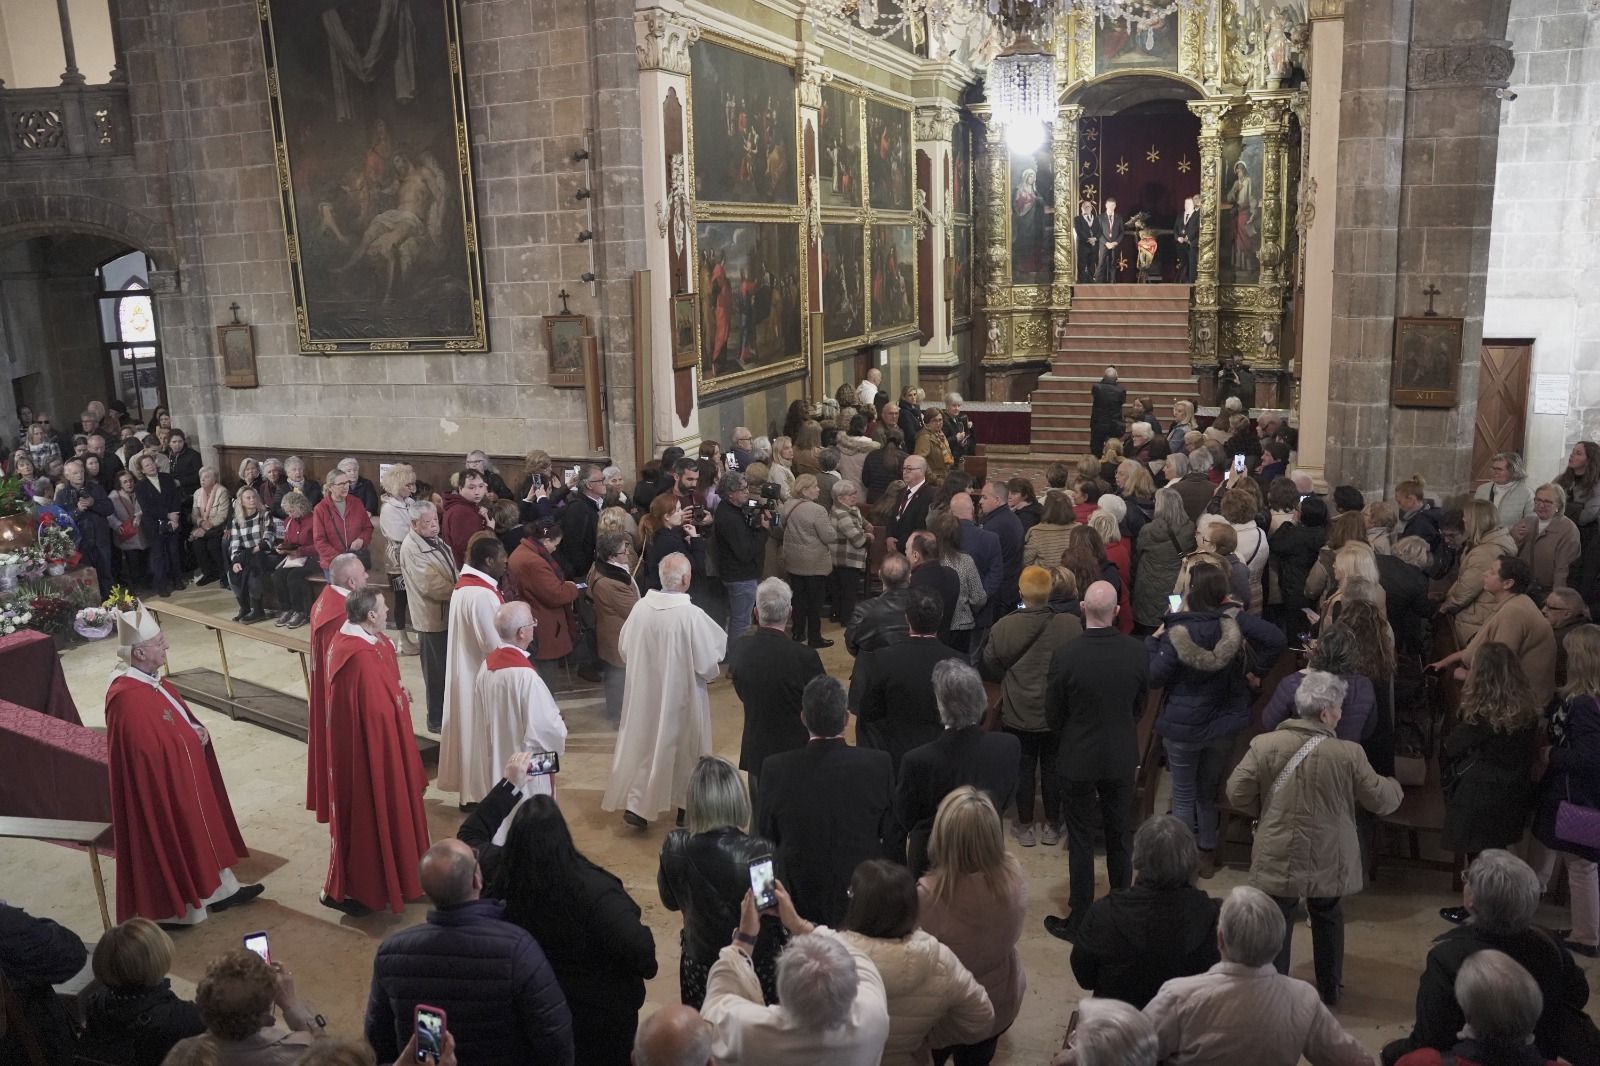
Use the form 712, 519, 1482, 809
1484, 0, 1600, 472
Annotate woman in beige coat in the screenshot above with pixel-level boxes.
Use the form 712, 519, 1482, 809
1224, 670, 1402, 1007
189, 465, 231, 587
838, 860, 993, 1066
777, 474, 837, 648
1440, 499, 1519, 646
1514, 481, 1582, 592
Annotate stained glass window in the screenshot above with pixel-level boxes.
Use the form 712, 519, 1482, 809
118, 286, 155, 343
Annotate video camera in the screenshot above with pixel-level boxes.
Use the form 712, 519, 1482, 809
741, 483, 782, 526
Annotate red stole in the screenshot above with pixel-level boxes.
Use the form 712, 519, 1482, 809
305, 586, 347, 822
322, 632, 429, 914
454, 573, 503, 600
485, 646, 533, 671
105, 675, 247, 922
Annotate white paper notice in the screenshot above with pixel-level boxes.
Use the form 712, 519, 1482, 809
1534, 374, 1571, 416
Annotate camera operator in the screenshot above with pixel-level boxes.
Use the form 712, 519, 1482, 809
672, 457, 714, 537
714, 471, 771, 642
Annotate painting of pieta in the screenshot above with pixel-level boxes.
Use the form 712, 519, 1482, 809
691, 41, 797, 205
1010, 144, 1055, 285
258, 0, 486, 353
1097, 12, 1180, 74
1218, 136, 1264, 286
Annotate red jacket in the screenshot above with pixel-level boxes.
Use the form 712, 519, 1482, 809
281, 514, 316, 560
311, 496, 374, 569
508, 540, 579, 661
439, 492, 487, 568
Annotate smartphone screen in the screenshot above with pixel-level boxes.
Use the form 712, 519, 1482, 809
242, 932, 270, 963
527, 751, 560, 777
573, 581, 589, 590
415, 1005, 446, 1063
749, 855, 777, 910
1233, 454, 1247, 474
1167, 594, 1182, 613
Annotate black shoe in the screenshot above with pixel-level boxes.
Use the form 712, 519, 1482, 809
209, 883, 265, 913
808, 638, 835, 649
1440, 906, 1470, 925
622, 811, 649, 829
231, 610, 247, 622
1321, 987, 1341, 1009
195, 576, 216, 587
289, 613, 309, 629
274, 612, 291, 627
676, 808, 686, 827
576, 664, 603, 684
243, 609, 268, 624
457, 802, 479, 813
1043, 914, 1081, 943
426, 720, 442, 734
1564, 939, 1600, 958
156, 921, 191, 932
319, 892, 372, 917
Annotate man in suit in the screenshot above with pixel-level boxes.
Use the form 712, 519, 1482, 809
1175, 196, 1199, 283
896, 660, 1021, 875
887, 454, 933, 553
855, 586, 963, 769
1090, 366, 1127, 458
905, 532, 960, 645
556, 461, 606, 578
897, 386, 925, 455
728, 578, 825, 810
758, 675, 898, 928
979, 480, 1025, 622
1074, 199, 1101, 284
1044, 581, 1150, 940
1096, 198, 1124, 283
845, 552, 913, 657
949, 493, 1001, 638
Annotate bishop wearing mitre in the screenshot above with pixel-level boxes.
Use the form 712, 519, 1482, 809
321, 586, 431, 916
463, 601, 568, 803
105, 604, 262, 924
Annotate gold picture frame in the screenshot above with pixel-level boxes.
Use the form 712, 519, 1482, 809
671, 293, 699, 370
217, 324, 257, 388
1392, 316, 1463, 408
543, 314, 589, 388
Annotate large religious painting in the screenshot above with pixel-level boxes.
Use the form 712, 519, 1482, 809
821, 224, 865, 343
1219, 135, 1264, 286
697, 222, 803, 379
866, 99, 912, 212
870, 225, 915, 334
1097, 13, 1180, 73
690, 41, 797, 205
1392, 317, 1463, 408
1010, 143, 1055, 285
819, 85, 862, 209
952, 226, 972, 322
1227, 1, 1306, 87
258, 0, 485, 353
952, 122, 971, 216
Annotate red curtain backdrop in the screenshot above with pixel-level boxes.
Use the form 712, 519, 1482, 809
1081, 112, 1201, 282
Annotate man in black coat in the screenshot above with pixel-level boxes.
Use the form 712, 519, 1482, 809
1381, 850, 1600, 1065
1090, 367, 1127, 458
728, 578, 824, 808
979, 479, 1025, 618
896, 660, 1021, 875
0, 901, 88, 1066
1044, 581, 1150, 937
713, 471, 770, 643
1073, 200, 1101, 284
854, 586, 963, 768
845, 552, 913, 656
1095, 198, 1125, 283
758, 676, 898, 928
556, 462, 606, 578
1379, 541, 1436, 657
887, 454, 933, 553
906, 532, 960, 645
897, 388, 925, 457
1175, 196, 1200, 282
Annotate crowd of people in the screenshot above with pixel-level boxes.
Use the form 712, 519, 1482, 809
7, 379, 1600, 1066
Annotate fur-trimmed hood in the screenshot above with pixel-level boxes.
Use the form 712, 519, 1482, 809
1168, 612, 1243, 672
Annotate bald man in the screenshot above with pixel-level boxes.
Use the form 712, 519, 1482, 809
464, 601, 567, 801
633, 1005, 714, 1066
1044, 580, 1150, 938
366, 839, 575, 1065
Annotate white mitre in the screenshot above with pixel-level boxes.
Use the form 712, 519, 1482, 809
116, 604, 162, 663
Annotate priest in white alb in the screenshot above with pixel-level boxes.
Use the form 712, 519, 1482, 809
602, 551, 726, 828
462, 601, 567, 802
436, 534, 507, 801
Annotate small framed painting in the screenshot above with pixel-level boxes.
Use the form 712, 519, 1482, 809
671, 293, 699, 370
218, 324, 257, 388
1392, 316, 1463, 408
544, 314, 589, 388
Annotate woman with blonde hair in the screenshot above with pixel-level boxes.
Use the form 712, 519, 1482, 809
1306, 511, 1368, 602
792, 421, 824, 478
597, 503, 638, 548
918, 787, 1027, 1066
1364, 499, 1398, 555
78, 917, 204, 1066
1090, 510, 1134, 634
768, 434, 796, 499
188, 465, 231, 588
1098, 437, 1124, 484
1532, 624, 1600, 954
1320, 541, 1386, 628
1440, 499, 1518, 646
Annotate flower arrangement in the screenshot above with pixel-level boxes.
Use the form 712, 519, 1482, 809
104, 586, 138, 612
25, 594, 74, 635
34, 516, 75, 564
0, 474, 28, 519
73, 605, 117, 640
0, 604, 32, 635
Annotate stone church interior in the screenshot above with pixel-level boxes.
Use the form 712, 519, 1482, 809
1, 0, 1599, 1061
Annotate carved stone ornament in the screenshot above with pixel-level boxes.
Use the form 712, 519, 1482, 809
656, 153, 691, 256
806, 173, 823, 243
796, 56, 832, 110
1407, 41, 1515, 88
636, 10, 700, 75
914, 102, 960, 143
912, 188, 933, 240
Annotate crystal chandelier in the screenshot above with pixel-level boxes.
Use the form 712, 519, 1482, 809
988, 39, 1055, 153
805, 0, 1209, 56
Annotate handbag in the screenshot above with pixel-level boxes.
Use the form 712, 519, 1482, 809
1556, 765, 1600, 850
116, 519, 138, 543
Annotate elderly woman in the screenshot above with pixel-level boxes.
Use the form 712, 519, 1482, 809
778, 473, 837, 649
227, 487, 275, 623
111, 468, 147, 586
589, 530, 638, 726
658, 756, 784, 1008
1226, 670, 1402, 1006
376, 463, 420, 655
915, 409, 954, 485
1090, 511, 1134, 634
1395, 950, 1560, 1066
1133, 488, 1195, 634
257, 457, 286, 516
77, 918, 204, 1066
187, 465, 231, 589
1472, 451, 1535, 529
133, 453, 185, 597
1062, 815, 1221, 1009
837, 859, 993, 1066
1054, 997, 1158, 1066
55, 458, 115, 598
235, 456, 266, 502
270, 491, 317, 628
1514, 482, 1582, 593
830, 479, 870, 630
1440, 499, 1520, 646
929, 511, 986, 654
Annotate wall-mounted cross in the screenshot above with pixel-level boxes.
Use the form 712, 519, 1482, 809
228, 302, 242, 324
1422, 284, 1441, 317
557, 289, 572, 315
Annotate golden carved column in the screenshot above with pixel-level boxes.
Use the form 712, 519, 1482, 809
1053, 104, 1082, 307
1187, 100, 1229, 374
1256, 97, 1291, 292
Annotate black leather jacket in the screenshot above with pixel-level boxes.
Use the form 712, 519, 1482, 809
845, 586, 912, 656
657, 826, 784, 967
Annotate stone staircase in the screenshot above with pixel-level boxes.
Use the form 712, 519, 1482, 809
1028, 283, 1200, 458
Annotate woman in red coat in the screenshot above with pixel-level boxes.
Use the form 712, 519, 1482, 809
508, 516, 582, 692
1090, 510, 1135, 633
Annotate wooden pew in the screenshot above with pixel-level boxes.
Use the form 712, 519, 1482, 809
0, 816, 113, 930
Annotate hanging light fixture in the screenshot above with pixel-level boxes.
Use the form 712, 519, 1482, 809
987, 36, 1055, 152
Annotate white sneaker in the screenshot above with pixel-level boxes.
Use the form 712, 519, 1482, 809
1015, 823, 1036, 847
1040, 823, 1061, 847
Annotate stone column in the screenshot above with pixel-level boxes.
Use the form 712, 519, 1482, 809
1053, 104, 1083, 306
915, 100, 961, 390
798, 53, 827, 404
636, 8, 701, 455
56, 0, 84, 85
1187, 100, 1229, 389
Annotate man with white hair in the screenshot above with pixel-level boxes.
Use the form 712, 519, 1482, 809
1128, 421, 1154, 462
1090, 367, 1126, 457
305, 552, 368, 822
1424, 950, 1550, 1066
603, 552, 727, 828
634, 1004, 714, 1066
463, 600, 567, 802
856, 366, 882, 408
398, 501, 457, 733
1143, 885, 1370, 1065
728, 577, 823, 808
1052, 997, 1157, 1066
105, 604, 260, 924
1290, 469, 1317, 496
702, 883, 889, 1064
336, 456, 380, 514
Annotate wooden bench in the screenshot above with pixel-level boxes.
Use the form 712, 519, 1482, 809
0, 816, 114, 930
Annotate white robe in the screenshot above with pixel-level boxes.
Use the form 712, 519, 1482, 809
465, 644, 568, 803
601, 589, 726, 821
436, 565, 502, 794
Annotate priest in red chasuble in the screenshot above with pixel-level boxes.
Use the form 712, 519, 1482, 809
306, 552, 368, 823
105, 605, 261, 924
321, 585, 431, 916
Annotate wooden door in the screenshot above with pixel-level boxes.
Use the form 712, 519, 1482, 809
1472, 340, 1533, 485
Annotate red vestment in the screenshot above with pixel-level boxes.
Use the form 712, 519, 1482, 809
305, 585, 347, 822
105, 674, 247, 922
322, 629, 430, 913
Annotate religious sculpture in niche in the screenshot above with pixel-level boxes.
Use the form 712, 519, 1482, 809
821, 223, 865, 343
258, 0, 486, 353
819, 85, 862, 208
697, 221, 804, 378
1010, 142, 1055, 286
867, 99, 913, 212
870, 225, 916, 333
690, 41, 797, 205
1219, 136, 1263, 285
